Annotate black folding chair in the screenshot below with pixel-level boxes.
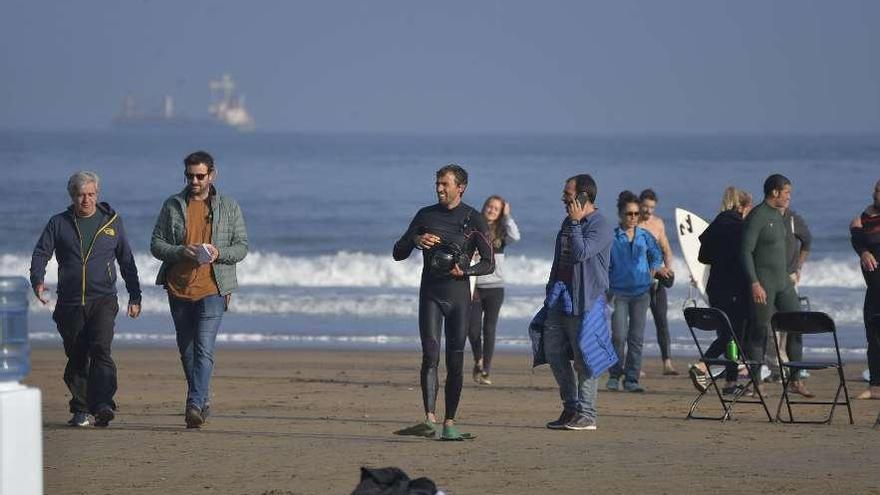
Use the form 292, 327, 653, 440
684, 307, 772, 422
770, 311, 853, 424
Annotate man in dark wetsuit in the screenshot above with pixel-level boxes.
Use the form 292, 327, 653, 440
741, 174, 812, 397
850, 179, 880, 400
393, 164, 494, 440
764, 207, 812, 379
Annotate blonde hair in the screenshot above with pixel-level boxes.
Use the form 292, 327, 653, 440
720, 186, 751, 212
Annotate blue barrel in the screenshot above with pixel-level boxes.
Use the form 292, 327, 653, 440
0, 276, 31, 382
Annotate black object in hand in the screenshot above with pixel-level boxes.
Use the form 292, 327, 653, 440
655, 271, 674, 289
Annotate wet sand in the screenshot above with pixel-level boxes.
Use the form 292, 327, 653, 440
29, 346, 880, 494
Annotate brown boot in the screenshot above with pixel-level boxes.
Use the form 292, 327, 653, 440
788, 380, 815, 398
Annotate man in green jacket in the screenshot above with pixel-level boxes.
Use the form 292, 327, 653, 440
150, 150, 249, 428
741, 174, 812, 397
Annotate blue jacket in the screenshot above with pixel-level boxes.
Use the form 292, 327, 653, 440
545, 211, 613, 317
30, 202, 141, 306
529, 296, 618, 378
609, 226, 662, 297
528, 210, 616, 377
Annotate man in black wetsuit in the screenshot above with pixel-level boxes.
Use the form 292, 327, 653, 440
392, 164, 494, 440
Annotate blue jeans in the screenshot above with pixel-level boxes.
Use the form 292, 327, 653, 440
169, 294, 225, 409
543, 306, 599, 420
609, 292, 650, 384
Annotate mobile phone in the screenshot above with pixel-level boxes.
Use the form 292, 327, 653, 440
576, 192, 589, 208
196, 243, 213, 264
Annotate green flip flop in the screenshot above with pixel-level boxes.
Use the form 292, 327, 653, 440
393, 420, 438, 438
439, 424, 477, 441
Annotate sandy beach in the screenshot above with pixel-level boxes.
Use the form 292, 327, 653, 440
28, 346, 879, 494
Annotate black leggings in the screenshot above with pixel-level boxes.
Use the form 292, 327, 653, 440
418, 283, 470, 421
649, 283, 672, 360
864, 273, 880, 386
467, 287, 504, 373
706, 291, 749, 380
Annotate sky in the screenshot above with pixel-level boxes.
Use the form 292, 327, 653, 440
1, 0, 878, 133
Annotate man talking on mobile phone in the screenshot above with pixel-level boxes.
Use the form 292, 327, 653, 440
538, 174, 613, 431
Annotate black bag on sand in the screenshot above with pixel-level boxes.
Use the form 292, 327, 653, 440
351, 467, 437, 495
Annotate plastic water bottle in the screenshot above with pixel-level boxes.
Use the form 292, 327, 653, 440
0, 276, 31, 383
726, 340, 739, 361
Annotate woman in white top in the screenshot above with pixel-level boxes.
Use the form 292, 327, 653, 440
468, 195, 521, 385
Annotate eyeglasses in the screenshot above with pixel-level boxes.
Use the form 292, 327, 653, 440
624, 212, 640, 217
185, 172, 210, 181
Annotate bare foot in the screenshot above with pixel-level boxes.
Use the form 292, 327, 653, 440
746, 383, 770, 398
662, 359, 679, 376
856, 386, 880, 400
788, 380, 815, 398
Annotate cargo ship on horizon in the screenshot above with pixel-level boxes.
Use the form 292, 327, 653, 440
113, 74, 255, 132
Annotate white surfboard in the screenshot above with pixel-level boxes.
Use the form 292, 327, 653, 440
674, 208, 710, 304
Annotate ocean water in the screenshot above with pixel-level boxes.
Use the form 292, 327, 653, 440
2, 130, 878, 358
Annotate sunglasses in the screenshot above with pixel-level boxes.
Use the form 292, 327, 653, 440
624, 211, 640, 217
185, 172, 210, 181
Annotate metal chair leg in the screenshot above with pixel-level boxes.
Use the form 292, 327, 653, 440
838, 367, 854, 425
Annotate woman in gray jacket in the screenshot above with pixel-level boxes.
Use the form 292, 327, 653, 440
468, 195, 520, 385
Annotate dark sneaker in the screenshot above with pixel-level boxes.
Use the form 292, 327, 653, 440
185, 405, 204, 429
623, 381, 645, 393
722, 384, 744, 395
93, 407, 115, 428
546, 410, 576, 430
564, 414, 597, 431
605, 377, 620, 392
67, 412, 90, 427
201, 403, 211, 421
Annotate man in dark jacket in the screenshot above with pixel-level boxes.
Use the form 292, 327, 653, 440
542, 174, 613, 431
30, 171, 141, 428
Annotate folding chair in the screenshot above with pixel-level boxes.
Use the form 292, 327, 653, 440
770, 311, 853, 424
683, 307, 772, 422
